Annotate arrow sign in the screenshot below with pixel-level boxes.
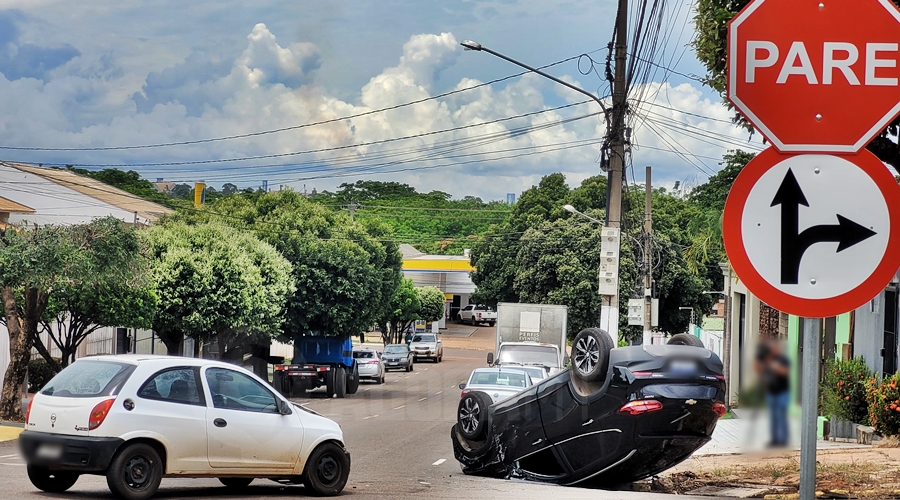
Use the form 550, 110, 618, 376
722, 149, 900, 318
771, 168, 877, 285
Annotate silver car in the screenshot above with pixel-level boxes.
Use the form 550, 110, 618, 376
409, 333, 443, 363
458, 367, 533, 404
353, 349, 385, 384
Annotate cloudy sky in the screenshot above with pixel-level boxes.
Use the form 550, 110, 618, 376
0, 0, 765, 200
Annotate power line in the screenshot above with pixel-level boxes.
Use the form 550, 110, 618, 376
0, 50, 606, 152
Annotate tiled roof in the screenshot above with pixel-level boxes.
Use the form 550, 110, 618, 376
0, 196, 35, 213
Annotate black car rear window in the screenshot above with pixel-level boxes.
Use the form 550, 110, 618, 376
41, 361, 135, 398
642, 384, 717, 400
353, 351, 375, 359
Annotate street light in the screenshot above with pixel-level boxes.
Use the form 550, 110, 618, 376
563, 204, 603, 225
678, 306, 695, 334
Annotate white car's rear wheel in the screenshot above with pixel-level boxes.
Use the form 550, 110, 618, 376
301, 442, 350, 496
106, 443, 163, 500
27, 465, 79, 493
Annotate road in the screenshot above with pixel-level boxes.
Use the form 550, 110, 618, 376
0, 327, 705, 499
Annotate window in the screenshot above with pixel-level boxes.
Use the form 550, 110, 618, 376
413, 334, 436, 343
353, 351, 375, 359
41, 361, 135, 398
463, 305, 473, 311
205, 367, 279, 413
474, 305, 489, 311
138, 368, 203, 405
384, 345, 408, 354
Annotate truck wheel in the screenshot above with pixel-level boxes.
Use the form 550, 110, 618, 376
334, 367, 347, 398
457, 391, 492, 440
346, 362, 360, 395
488, 321, 495, 327
571, 328, 614, 383
667, 333, 704, 348
325, 369, 336, 397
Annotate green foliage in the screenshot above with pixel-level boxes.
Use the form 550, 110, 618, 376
689, 150, 755, 211
866, 372, 900, 436
822, 358, 872, 424
170, 190, 402, 342
28, 358, 59, 393
379, 278, 421, 344
142, 220, 294, 355
417, 286, 445, 323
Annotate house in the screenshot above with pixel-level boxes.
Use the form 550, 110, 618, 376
0, 162, 172, 391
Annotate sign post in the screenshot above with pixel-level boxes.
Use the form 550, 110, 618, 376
725, 1, 900, 498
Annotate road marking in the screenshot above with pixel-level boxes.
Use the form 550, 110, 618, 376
419, 481, 431, 485
0, 463, 25, 466
364, 388, 371, 391
417, 397, 427, 402
432, 459, 446, 466
393, 405, 406, 410
436, 391, 443, 395
0, 454, 19, 459
362, 414, 379, 420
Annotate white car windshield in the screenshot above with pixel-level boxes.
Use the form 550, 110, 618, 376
498, 345, 558, 366
413, 335, 436, 343
384, 345, 408, 354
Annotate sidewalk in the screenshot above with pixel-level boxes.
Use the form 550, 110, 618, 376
695, 413, 866, 456
0, 422, 23, 443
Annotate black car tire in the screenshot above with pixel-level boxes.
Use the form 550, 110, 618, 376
571, 327, 614, 383
27, 464, 79, 493
488, 322, 495, 327
346, 362, 360, 395
668, 333, 705, 348
334, 367, 347, 398
457, 390, 492, 441
219, 478, 253, 488
301, 442, 350, 496
106, 442, 163, 500
378, 374, 385, 384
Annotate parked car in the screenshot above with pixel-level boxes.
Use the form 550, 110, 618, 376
20, 355, 351, 499
353, 348, 385, 384
409, 333, 443, 362
451, 329, 725, 487
382, 344, 414, 372
458, 304, 497, 326
459, 367, 534, 404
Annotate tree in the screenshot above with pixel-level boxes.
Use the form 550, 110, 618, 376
688, 150, 755, 211
170, 190, 402, 342
170, 183, 193, 199
221, 183, 238, 196
142, 221, 294, 356
35, 218, 156, 370
693, 0, 900, 170
63, 167, 175, 208
417, 286, 445, 323
379, 278, 421, 345
0, 217, 142, 420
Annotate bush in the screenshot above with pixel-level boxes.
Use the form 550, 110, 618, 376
28, 358, 60, 393
866, 372, 900, 436
822, 357, 872, 424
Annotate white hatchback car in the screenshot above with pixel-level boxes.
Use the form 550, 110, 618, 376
20, 355, 350, 500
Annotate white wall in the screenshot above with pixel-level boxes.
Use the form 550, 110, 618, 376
0, 164, 140, 226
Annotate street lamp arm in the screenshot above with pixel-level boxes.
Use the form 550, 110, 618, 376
461, 41, 610, 125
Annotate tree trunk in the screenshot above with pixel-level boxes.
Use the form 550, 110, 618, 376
30, 334, 61, 373
158, 331, 184, 356
1, 287, 48, 421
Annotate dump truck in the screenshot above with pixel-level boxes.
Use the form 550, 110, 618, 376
272, 335, 360, 398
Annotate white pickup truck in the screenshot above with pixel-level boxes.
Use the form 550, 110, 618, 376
457, 304, 497, 326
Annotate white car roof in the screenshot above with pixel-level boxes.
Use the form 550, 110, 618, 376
74, 354, 250, 371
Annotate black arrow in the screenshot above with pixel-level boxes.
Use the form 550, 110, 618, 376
770, 168, 877, 285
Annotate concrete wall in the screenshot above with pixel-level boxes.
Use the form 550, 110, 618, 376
0, 164, 139, 226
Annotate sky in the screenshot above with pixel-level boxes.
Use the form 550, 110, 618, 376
0, 0, 766, 200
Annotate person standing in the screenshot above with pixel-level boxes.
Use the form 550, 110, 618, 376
756, 339, 791, 447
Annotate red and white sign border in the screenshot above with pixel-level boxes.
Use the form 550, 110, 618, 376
722, 148, 900, 317
727, 0, 900, 154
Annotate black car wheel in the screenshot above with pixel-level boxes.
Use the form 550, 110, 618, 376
334, 367, 347, 398
106, 443, 163, 500
219, 478, 253, 488
667, 333, 704, 348
301, 442, 350, 496
457, 391, 492, 441
571, 327, 614, 383
27, 464, 79, 493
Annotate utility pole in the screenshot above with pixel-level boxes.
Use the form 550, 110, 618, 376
644, 166, 653, 345
347, 202, 358, 221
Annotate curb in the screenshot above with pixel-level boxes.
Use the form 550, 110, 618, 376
0, 421, 25, 428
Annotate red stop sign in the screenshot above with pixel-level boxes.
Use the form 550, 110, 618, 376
729, 0, 900, 153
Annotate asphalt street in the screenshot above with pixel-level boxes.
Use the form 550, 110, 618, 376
0, 330, 709, 499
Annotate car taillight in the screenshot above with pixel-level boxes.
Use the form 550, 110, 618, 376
461, 390, 469, 398
275, 366, 286, 371
368, 360, 380, 364
25, 398, 34, 424
619, 399, 664, 415
712, 402, 727, 418
631, 371, 653, 377
89, 399, 115, 430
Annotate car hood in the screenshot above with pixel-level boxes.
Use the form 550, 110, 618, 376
466, 385, 526, 403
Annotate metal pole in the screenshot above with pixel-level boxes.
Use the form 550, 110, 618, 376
720, 262, 733, 407
800, 317, 821, 500
644, 166, 652, 345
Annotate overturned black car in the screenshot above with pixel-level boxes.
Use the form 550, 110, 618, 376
451, 328, 726, 487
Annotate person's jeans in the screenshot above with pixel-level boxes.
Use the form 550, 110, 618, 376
767, 390, 790, 446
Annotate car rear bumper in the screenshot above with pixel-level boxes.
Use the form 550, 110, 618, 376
358, 366, 381, 377
20, 430, 124, 472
